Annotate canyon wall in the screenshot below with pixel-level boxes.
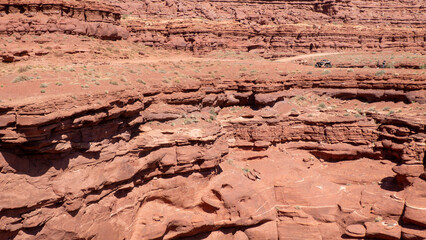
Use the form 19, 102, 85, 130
0, 0, 425, 239
0, 0, 425, 55
0, 74, 424, 239
0, 0, 128, 40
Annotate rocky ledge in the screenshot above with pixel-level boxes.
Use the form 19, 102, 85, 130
0, 74, 424, 239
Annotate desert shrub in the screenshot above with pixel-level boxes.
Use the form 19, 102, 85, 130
209, 108, 217, 120
137, 79, 146, 85
318, 102, 326, 109
295, 95, 306, 101
40, 83, 48, 88
12, 76, 32, 83
384, 63, 394, 69
184, 118, 192, 125
18, 66, 32, 73
322, 70, 330, 75
376, 70, 386, 76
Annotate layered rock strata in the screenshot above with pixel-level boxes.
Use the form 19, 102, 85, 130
0, 0, 128, 40
1, 0, 425, 55
0, 74, 424, 239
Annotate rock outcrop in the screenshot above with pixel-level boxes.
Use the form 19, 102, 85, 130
0, 72, 424, 239
1, 0, 425, 56
0, 0, 129, 41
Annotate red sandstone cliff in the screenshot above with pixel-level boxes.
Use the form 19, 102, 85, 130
0, 0, 425, 239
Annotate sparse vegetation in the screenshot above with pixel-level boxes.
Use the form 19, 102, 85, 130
17, 66, 32, 73
296, 96, 306, 101
375, 70, 386, 76
184, 118, 192, 125
137, 79, 146, 85
40, 83, 48, 88
13, 76, 32, 83
230, 106, 241, 113
322, 70, 330, 75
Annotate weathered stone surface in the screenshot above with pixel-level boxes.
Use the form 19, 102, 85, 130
345, 224, 366, 238
0, 1, 424, 237
365, 220, 402, 240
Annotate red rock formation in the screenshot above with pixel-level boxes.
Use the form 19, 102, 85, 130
0, 0, 129, 41
0, 73, 424, 239
0, 0, 425, 239
115, 0, 426, 54
1, 0, 425, 55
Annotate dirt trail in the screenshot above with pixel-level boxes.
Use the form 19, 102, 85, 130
108, 56, 253, 65
274, 52, 343, 62
106, 52, 343, 65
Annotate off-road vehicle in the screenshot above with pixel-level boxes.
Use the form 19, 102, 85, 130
315, 59, 332, 68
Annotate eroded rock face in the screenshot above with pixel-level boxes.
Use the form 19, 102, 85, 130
0, 0, 128, 45
118, 0, 426, 54
1, 0, 425, 59
0, 74, 424, 239
0, 0, 425, 239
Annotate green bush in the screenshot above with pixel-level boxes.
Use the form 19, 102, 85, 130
318, 103, 326, 109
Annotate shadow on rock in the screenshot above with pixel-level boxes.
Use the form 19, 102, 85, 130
379, 176, 403, 192
0, 150, 88, 177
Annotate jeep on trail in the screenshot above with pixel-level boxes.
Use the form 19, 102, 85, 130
315, 59, 332, 68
